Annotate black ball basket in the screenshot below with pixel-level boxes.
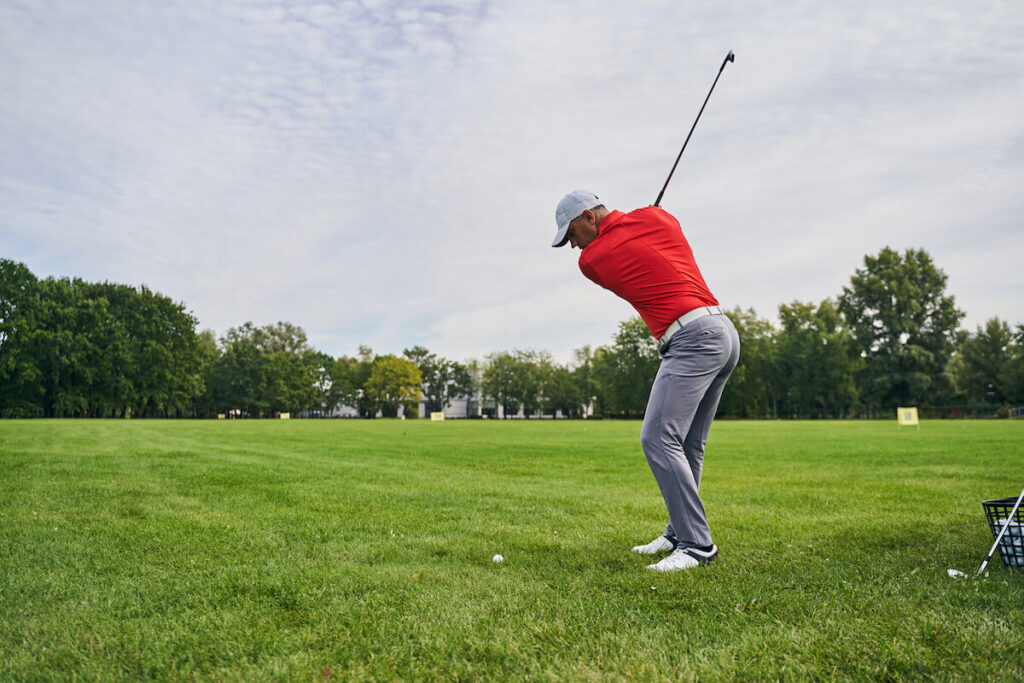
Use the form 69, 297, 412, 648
982, 497, 1024, 570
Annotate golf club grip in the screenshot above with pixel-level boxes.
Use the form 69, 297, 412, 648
654, 51, 734, 208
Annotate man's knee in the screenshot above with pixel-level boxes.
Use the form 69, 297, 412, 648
641, 422, 683, 464
640, 425, 660, 456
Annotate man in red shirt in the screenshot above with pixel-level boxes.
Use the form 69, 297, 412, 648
552, 190, 740, 572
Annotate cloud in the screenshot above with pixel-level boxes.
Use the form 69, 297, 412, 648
2, 0, 1022, 365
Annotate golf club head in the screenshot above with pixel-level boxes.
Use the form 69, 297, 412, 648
656, 50, 736, 206
719, 50, 735, 73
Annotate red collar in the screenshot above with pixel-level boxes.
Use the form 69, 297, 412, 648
595, 209, 625, 237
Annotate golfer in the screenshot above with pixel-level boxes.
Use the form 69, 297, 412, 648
552, 190, 739, 572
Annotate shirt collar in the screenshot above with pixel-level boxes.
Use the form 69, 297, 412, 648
596, 209, 624, 237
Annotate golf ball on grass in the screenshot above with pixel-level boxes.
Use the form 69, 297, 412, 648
492, 554, 504, 563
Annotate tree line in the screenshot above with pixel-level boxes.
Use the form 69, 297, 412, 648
2, 249, 1022, 419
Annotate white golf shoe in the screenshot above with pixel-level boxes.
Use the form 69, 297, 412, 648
646, 545, 718, 572
631, 535, 675, 555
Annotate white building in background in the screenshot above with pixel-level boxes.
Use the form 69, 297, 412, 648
415, 391, 594, 419
326, 404, 361, 418
315, 384, 593, 419
418, 395, 481, 419
319, 397, 475, 419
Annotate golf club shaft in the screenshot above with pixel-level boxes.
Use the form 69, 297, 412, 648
977, 487, 1024, 575
654, 50, 734, 208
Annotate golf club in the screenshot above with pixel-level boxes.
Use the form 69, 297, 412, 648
653, 50, 735, 208
977, 486, 1024, 575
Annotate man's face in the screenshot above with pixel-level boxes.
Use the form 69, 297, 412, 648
567, 210, 599, 250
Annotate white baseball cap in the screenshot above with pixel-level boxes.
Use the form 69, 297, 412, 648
552, 190, 601, 248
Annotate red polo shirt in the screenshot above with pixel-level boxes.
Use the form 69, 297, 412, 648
578, 207, 719, 340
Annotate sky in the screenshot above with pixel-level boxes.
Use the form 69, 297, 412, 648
2, 0, 1022, 365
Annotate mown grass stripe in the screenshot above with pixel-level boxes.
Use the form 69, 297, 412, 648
1, 419, 1022, 680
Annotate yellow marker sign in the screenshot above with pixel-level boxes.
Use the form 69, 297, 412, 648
217, 414, 226, 420
280, 413, 290, 420
430, 412, 445, 421
897, 407, 919, 430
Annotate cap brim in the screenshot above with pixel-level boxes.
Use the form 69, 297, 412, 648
551, 220, 570, 248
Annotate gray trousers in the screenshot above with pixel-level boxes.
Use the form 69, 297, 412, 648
640, 312, 740, 548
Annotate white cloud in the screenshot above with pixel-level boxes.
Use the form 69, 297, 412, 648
2, 0, 1022, 365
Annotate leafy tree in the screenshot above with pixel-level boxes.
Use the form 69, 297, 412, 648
345, 345, 377, 417
516, 350, 548, 416
213, 322, 316, 417
330, 355, 367, 415
954, 318, 1015, 407
591, 318, 660, 418
364, 354, 422, 418
542, 362, 584, 417
25, 277, 119, 417
775, 300, 860, 418
482, 352, 523, 417
0, 260, 42, 416
464, 358, 487, 417
568, 346, 601, 417
223, 321, 310, 355
1, 263, 203, 418
209, 337, 264, 417
262, 350, 318, 415
7, 248, 1019, 422
79, 283, 131, 417
403, 345, 474, 413
448, 362, 474, 409
1010, 325, 1024, 408
191, 329, 221, 417
305, 350, 339, 417
402, 345, 432, 369
717, 307, 776, 418
91, 282, 202, 417
838, 247, 963, 413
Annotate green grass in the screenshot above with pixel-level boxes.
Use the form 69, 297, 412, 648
1, 419, 1023, 681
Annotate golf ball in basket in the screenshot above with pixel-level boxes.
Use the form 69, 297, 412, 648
492, 554, 504, 563
996, 519, 1023, 566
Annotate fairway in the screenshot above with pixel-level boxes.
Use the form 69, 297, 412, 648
2, 419, 1023, 680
